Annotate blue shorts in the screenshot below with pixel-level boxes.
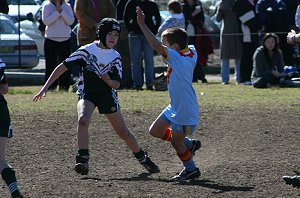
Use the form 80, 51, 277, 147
160, 113, 197, 136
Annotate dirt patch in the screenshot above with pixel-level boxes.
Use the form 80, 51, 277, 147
1, 104, 300, 197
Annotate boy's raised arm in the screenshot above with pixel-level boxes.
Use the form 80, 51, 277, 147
136, 6, 165, 56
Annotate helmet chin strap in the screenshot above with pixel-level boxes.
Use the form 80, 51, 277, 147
100, 35, 109, 48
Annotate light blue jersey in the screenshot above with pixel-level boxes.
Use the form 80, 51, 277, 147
162, 45, 200, 126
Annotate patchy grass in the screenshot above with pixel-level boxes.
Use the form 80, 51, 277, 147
5, 84, 299, 113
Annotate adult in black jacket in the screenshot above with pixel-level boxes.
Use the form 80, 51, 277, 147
233, 0, 262, 84
256, 0, 295, 66
116, 0, 128, 20
282, 0, 300, 30
123, 0, 161, 90
182, 0, 212, 84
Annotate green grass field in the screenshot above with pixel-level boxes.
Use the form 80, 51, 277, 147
6, 84, 299, 113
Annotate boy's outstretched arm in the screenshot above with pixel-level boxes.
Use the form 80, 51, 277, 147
32, 63, 68, 102
136, 6, 165, 56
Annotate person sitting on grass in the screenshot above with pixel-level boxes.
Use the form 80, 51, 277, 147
136, 6, 201, 181
32, 18, 160, 176
251, 33, 285, 88
0, 58, 24, 198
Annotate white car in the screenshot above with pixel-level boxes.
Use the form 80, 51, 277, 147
0, 14, 39, 68
7, 0, 41, 22
17, 19, 45, 56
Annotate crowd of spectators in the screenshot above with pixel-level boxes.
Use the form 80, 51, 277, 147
6, 0, 300, 89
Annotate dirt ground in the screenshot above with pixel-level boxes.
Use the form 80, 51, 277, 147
1, 99, 299, 198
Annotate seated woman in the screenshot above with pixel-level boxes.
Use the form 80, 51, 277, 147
251, 33, 285, 88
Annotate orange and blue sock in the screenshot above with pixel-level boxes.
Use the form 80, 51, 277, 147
162, 128, 193, 150
177, 148, 196, 171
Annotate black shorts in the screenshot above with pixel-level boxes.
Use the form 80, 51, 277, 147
0, 95, 12, 138
79, 90, 120, 114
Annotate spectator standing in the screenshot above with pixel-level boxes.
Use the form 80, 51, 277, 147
0, 58, 24, 198
42, 0, 75, 91
233, 0, 262, 85
123, 0, 161, 90
116, 0, 128, 20
294, 2, 300, 61
157, 0, 185, 37
256, 0, 295, 66
68, 0, 78, 28
251, 33, 284, 88
74, 0, 115, 46
295, 3, 300, 32
182, 0, 212, 83
216, 0, 242, 84
282, 0, 300, 30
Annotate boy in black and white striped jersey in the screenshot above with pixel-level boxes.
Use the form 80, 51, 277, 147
0, 58, 24, 198
33, 18, 160, 176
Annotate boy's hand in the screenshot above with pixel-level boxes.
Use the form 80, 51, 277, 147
32, 90, 46, 102
100, 73, 120, 89
136, 6, 145, 27
101, 73, 111, 82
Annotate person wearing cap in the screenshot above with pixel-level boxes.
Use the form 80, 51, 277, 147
32, 17, 160, 176
0, 58, 24, 198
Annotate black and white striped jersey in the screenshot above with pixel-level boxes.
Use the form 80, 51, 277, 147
63, 42, 122, 95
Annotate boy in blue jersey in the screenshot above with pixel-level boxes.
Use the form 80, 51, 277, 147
0, 58, 24, 198
136, 6, 201, 181
32, 18, 159, 176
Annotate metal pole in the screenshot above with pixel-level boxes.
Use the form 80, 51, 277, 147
18, 0, 21, 68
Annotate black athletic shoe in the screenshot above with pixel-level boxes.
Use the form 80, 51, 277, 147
172, 167, 201, 181
74, 155, 89, 175
190, 139, 201, 156
146, 86, 154, 90
13, 194, 24, 198
139, 152, 160, 173
201, 78, 208, 83
283, 175, 300, 188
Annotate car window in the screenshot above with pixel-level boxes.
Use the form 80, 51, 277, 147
0, 20, 18, 34
7, 0, 38, 5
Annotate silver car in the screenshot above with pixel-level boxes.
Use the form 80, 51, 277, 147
7, 0, 41, 22
0, 14, 39, 69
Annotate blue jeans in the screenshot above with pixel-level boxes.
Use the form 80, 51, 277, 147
221, 59, 241, 83
128, 33, 154, 88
